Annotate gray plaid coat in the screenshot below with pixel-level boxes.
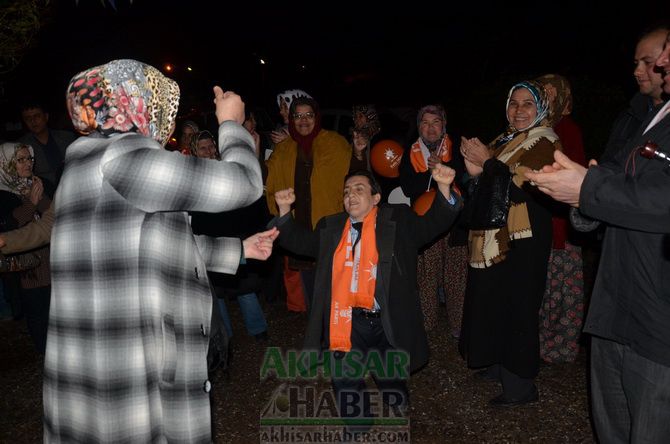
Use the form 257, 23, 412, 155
43, 122, 262, 443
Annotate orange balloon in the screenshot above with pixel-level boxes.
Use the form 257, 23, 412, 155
370, 139, 403, 178
412, 189, 436, 216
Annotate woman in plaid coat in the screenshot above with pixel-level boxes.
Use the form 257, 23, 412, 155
44, 59, 274, 443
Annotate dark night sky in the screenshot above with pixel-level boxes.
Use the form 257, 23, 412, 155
2, 0, 668, 154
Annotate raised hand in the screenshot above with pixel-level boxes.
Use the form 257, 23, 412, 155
431, 163, 456, 186
242, 227, 279, 261
270, 128, 289, 144
274, 188, 295, 216
432, 163, 457, 201
352, 130, 369, 160
213, 86, 245, 125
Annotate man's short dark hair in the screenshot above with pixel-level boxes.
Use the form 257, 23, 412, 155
20, 101, 47, 114
345, 170, 382, 196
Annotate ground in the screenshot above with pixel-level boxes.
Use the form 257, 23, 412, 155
1, 301, 594, 443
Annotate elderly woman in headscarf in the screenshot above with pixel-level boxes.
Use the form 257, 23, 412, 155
398, 104, 467, 334
189, 129, 220, 160
459, 80, 561, 407
265, 96, 365, 312
0, 142, 52, 353
44, 59, 276, 443
535, 74, 587, 364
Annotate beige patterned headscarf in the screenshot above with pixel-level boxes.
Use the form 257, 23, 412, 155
0, 142, 34, 195
66, 59, 180, 146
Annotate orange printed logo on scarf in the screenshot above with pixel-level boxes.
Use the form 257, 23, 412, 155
410, 135, 453, 172
329, 207, 379, 352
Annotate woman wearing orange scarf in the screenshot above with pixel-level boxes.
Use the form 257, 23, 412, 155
399, 105, 469, 337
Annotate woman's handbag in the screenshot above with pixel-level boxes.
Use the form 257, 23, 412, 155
469, 165, 512, 230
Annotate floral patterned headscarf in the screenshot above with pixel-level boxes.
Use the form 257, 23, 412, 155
66, 59, 180, 146
535, 74, 573, 127
0, 142, 34, 195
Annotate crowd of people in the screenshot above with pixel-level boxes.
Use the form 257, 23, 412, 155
1, 24, 669, 443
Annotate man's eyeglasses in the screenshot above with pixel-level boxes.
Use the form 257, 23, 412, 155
293, 112, 315, 121
16, 156, 34, 164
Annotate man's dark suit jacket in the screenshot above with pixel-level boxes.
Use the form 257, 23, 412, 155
275, 191, 461, 372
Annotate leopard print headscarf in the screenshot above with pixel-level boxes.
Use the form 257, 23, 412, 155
535, 74, 572, 127
352, 104, 381, 138
66, 59, 180, 147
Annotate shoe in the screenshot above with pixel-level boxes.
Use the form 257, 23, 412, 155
254, 331, 269, 342
473, 369, 498, 382
489, 386, 539, 407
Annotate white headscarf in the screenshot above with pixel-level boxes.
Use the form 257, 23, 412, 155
276, 89, 312, 110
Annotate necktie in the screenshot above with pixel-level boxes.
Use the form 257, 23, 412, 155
350, 221, 380, 310
352, 222, 363, 249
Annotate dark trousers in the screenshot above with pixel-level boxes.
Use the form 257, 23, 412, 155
20, 285, 51, 354
484, 364, 535, 399
330, 312, 408, 420
590, 336, 670, 444
299, 269, 315, 314
2, 275, 22, 319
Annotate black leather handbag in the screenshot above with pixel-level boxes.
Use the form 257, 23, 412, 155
469, 166, 512, 230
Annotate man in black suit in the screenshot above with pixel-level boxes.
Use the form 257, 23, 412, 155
272, 165, 461, 424
526, 32, 670, 441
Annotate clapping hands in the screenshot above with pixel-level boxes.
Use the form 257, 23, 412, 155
524, 150, 589, 207
460, 137, 491, 176
29, 177, 43, 206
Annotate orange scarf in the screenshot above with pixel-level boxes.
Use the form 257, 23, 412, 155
329, 207, 379, 352
409, 135, 452, 172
